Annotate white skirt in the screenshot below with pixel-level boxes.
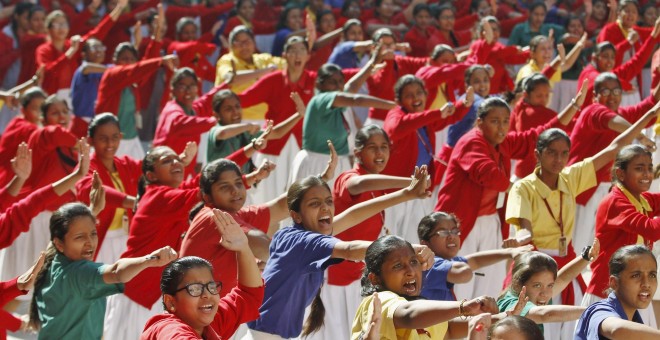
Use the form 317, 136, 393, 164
116, 136, 145, 160
550, 79, 578, 113
249, 135, 300, 205
573, 182, 610, 254
582, 292, 657, 328
543, 279, 584, 340
0, 210, 52, 300
104, 293, 163, 339
317, 279, 363, 340
288, 149, 352, 190
95, 228, 128, 265
383, 196, 433, 244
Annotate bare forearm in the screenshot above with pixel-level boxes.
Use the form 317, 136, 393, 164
269, 112, 302, 140
561, 44, 583, 71
346, 175, 411, 195
236, 247, 264, 287
332, 189, 411, 235
554, 257, 588, 295
313, 28, 342, 49
594, 110, 658, 169
333, 240, 371, 261
393, 300, 461, 329
344, 62, 374, 94
601, 317, 660, 339
335, 93, 396, 110
229, 68, 273, 84
465, 250, 511, 270
104, 256, 152, 283
526, 305, 585, 323
82, 63, 107, 74
4, 176, 26, 197
214, 123, 252, 140
52, 172, 84, 196
122, 196, 136, 210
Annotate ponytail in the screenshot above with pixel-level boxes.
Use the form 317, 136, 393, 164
136, 175, 148, 206
189, 201, 205, 222
301, 286, 325, 337
28, 243, 58, 330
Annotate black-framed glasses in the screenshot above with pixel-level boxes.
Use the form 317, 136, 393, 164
599, 88, 622, 96
176, 281, 222, 297
429, 228, 461, 238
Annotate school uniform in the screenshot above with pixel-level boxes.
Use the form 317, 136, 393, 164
508, 22, 565, 48
0, 116, 38, 187
576, 292, 645, 340
516, 60, 561, 86
141, 284, 264, 340
179, 205, 270, 297
75, 154, 141, 263
469, 38, 530, 94
429, 29, 473, 50
421, 256, 468, 301
435, 117, 563, 300
498, 290, 542, 332
70, 62, 103, 138
206, 126, 260, 172
351, 291, 448, 340
245, 224, 342, 339
17, 33, 46, 84
168, 41, 217, 83
35, 253, 124, 340
0, 277, 25, 340
597, 21, 651, 69
223, 16, 276, 37
164, 2, 233, 40
569, 97, 656, 253
0, 29, 19, 87
404, 26, 441, 58
329, 41, 370, 70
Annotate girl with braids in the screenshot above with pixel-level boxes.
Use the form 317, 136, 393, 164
141, 211, 264, 339
245, 168, 434, 339
576, 245, 660, 339
28, 201, 176, 339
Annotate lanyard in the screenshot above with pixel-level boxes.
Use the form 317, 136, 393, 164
370, 192, 389, 235
541, 192, 563, 236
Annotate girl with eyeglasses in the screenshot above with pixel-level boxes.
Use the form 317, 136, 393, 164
141, 210, 264, 340
417, 211, 532, 302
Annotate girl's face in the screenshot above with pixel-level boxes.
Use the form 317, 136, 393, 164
172, 75, 199, 108
286, 8, 304, 30
468, 68, 491, 98
355, 133, 390, 174
616, 154, 653, 198
536, 138, 570, 176
594, 78, 621, 111
398, 83, 427, 113
490, 325, 530, 340
593, 1, 608, 21
344, 1, 361, 19
48, 16, 69, 41
29, 10, 46, 34
90, 123, 122, 162
567, 18, 585, 36
15, 10, 30, 32
437, 9, 455, 31
477, 106, 510, 146
22, 96, 45, 124
179, 23, 198, 42
522, 270, 555, 306
423, 219, 461, 259
84, 40, 106, 64
484, 21, 501, 41
475, 0, 493, 17
54, 215, 98, 261
238, 1, 255, 21
344, 24, 364, 42
291, 185, 334, 235
525, 83, 551, 107
377, 0, 395, 20
643, 7, 658, 27
318, 72, 345, 92
529, 6, 547, 28
414, 10, 432, 29
44, 101, 71, 128
375, 246, 423, 296
168, 267, 221, 335
619, 3, 639, 29
611, 254, 658, 316
283, 41, 310, 71
319, 13, 336, 34
231, 32, 256, 61
115, 49, 138, 66
147, 148, 185, 188
216, 96, 243, 125
595, 48, 616, 72
434, 51, 456, 66
206, 170, 246, 213
531, 39, 553, 65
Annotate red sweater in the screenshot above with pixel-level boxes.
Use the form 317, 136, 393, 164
75, 154, 142, 255
404, 26, 441, 58
597, 22, 652, 68
0, 31, 19, 84
17, 33, 46, 84
366, 56, 428, 120
569, 96, 656, 205
167, 41, 217, 82
0, 278, 26, 340
140, 284, 264, 340
510, 100, 560, 179
164, 2, 233, 40
587, 186, 660, 298
0, 117, 38, 187
470, 39, 530, 94
429, 29, 473, 50
435, 117, 562, 240
223, 16, 277, 36
180, 205, 270, 297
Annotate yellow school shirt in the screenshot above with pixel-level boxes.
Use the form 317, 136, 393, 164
516, 59, 562, 87
108, 171, 127, 231
214, 52, 286, 120
617, 183, 651, 245
351, 291, 448, 340
506, 159, 596, 251
429, 84, 448, 111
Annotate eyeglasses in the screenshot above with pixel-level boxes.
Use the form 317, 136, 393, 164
175, 281, 222, 297
429, 228, 461, 238
598, 88, 623, 96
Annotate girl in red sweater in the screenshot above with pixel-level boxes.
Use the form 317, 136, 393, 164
141, 212, 264, 340
0, 253, 44, 340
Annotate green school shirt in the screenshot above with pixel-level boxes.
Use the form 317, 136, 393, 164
118, 87, 138, 139
497, 290, 544, 332
207, 124, 261, 173
302, 91, 349, 156
35, 253, 124, 340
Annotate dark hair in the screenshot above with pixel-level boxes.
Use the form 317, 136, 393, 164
283, 35, 307, 54
27, 5, 45, 22
564, 14, 585, 31
229, 25, 255, 45
41, 94, 68, 120
137, 146, 174, 203
342, 18, 362, 39
612, 145, 653, 184
277, 4, 303, 30
20, 87, 47, 109
413, 3, 431, 18
430, 44, 454, 61
522, 73, 550, 95
372, 27, 395, 43
529, 35, 549, 52
489, 315, 544, 340
12, 2, 34, 36
477, 97, 510, 119
503, 77, 526, 105
212, 89, 240, 115
594, 41, 616, 58
464, 64, 490, 86
112, 42, 138, 63
610, 245, 656, 278
528, 1, 548, 16
287, 176, 331, 213
394, 75, 426, 102
618, 0, 640, 13
361, 235, 415, 296
175, 16, 197, 39
316, 63, 344, 89
354, 124, 390, 152
435, 4, 456, 19
341, 0, 360, 18
316, 10, 335, 30
536, 128, 571, 154
29, 203, 96, 330
417, 212, 459, 242
82, 37, 102, 54
171, 67, 199, 88
161, 256, 214, 307
88, 113, 120, 138
189, 159, 243, 221
508, 252, 558, 295
593, 72, 621, 93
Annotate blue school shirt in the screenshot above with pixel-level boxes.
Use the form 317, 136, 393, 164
421, 256, 467, 301
247, 223, 342, 338
329, 41, 358, 69
272, 28, 293, 56
575, 292, 644, 340
70, 63, 103, 120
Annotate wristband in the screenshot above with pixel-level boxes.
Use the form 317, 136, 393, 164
459, 299, 468, 319
581, 245, 592, 261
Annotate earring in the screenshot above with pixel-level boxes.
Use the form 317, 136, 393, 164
169, 306, 175, 312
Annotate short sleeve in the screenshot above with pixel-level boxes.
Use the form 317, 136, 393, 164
69, 262, 124, 300
497, 292, 534, 316
352, 292, 405, 340
309, 92, 339, 118
423, 259, 452, 290
580, 304, 622, 340
235, 205, 271, 233
505, 180, 533, 226
301, 232, 341, 272
564, 159, 597, 196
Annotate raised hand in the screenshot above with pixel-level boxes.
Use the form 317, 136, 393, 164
147, 246, 178, 267
440, 102, 456, 118
76, 138, 91, 176
179, 141, 198, 166
16, 252, 46, 291
253, 159, 276, 182
465, 86, 475, 107
573, 80, 589, 107
212, 209, 250, 252
363, 293, 382, 340
320, 140, 338, 182
468, 313, 491, 340
411, 244, 435, 270
405, 165, 432, 199
162, 54, 179, 71
252, 121, 273, 150
133, 21, 143, 49
90, 171, 106, 216
481, 17, 494, 43
507, 286, 530, 316
11, 142, 32, 180
291, 92, 306, 115
587, 238, 600, 261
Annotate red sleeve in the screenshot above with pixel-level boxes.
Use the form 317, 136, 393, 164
384, 108, 445, 141
226, 148, 249, 167
652, 50, 660, 88
193, 83, 230, 118
0, 185, 62, 249
589, 105, 620, 131
160, 106, 217, 140
83, 14, 117, 42
417, 63, 470, 88
143, 39, 163, 60
29, 126, 77, 154
0, 309, 22, 332
497, 44, 530, 64
457, 138, 511, 191
614, 34, 659, 83
237, 72, 278, 108
236, 205, 271, 233
63, 4, 93, 36
500, 117, 561, 159
606, 195, 660, 240
100, 58, 163, 94
454, 13, 478, 31
395, 55, 428, 75
613, 39, 633, 66
619, 95, 656, 124
541, 64, 559, 80
211, 284, 265, 339
36, 43, 71, 75
76, 176, 127, 208
0, 277, 24, 332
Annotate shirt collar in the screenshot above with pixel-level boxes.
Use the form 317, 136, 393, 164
616, 183, 652, 214
607, 292, 644, 323
530, 167, 572, 198
617, 20, 630, 38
